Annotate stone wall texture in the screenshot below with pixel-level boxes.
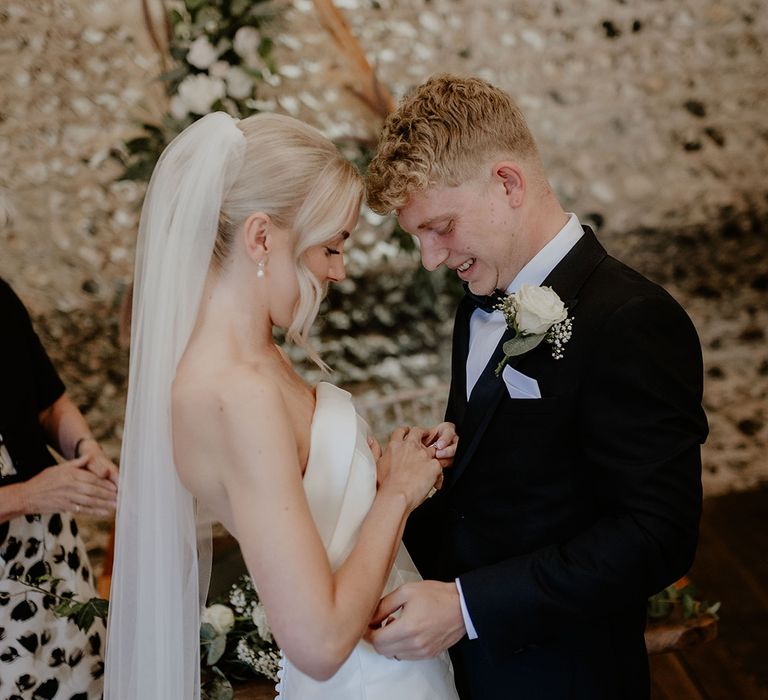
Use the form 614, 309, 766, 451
1, 0, 766, 497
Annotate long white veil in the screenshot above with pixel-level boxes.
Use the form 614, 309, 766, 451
105, 113, 245, 698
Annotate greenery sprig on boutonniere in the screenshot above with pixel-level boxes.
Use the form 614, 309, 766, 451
495, 284, 574, 376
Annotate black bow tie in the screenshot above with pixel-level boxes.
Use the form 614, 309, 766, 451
463, 284, 506, 313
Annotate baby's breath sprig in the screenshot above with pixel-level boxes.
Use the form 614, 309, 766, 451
545, 317, 574, 360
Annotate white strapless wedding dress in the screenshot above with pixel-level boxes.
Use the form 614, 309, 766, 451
275, 382, 459, 699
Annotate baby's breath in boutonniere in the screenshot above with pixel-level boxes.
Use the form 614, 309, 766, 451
494, 284, 574, 376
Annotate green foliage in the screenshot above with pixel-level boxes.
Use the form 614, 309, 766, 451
199, 576, 281, 698
17, 572, 108, 635
54, 595, 109, 634
647, 578, 721, 621
19, 570, 277, 696
201, 622, 228, 665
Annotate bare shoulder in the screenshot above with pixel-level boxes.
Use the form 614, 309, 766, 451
174, 363, 289, 435
173, 365, 300, 494
173, 364, 289, 446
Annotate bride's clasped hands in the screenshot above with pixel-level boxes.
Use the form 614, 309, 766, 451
372, 422, 458, 500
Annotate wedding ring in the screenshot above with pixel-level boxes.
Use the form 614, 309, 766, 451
75, 504, 81, 514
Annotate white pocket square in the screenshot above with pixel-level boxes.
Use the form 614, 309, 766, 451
502, 365, 541, 399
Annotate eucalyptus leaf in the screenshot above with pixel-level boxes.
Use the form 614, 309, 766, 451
502, 333, 546, 358
207, 633, 227, 665
200, 622, 218, 642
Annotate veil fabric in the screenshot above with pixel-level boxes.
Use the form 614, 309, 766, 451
105, 113, 245, 699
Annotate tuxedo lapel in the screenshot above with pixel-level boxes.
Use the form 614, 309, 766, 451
445, 295, 473, 427
540, 226, 606, 308
445, 323, 520, 488
445, 226, 607, 490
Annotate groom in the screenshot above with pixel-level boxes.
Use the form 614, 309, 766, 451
364, 75, 708, 699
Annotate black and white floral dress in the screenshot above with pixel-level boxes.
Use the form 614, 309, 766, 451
0, 279, 104, 699
0, 449, 105, 700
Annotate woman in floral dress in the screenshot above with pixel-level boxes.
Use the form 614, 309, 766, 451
0, 278, 118, 699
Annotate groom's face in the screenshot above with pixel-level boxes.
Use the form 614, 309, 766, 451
397, 179, 521, 295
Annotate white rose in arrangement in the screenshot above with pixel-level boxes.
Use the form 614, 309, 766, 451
226, 66, 253, 100
177, 74, 225, 115
251, 602, 273, 643
186, 35, 218, 69
201, 603, 235, 636
233, 26, 261, 61
513, 284, 567, 335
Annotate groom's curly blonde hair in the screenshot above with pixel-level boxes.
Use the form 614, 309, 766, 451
366, 74, 539, 214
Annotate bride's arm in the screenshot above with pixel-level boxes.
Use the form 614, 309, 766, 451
215, 373, 439, 680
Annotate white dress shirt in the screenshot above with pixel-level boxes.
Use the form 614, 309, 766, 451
465, 214, 584, 398
457, 213, 584, 640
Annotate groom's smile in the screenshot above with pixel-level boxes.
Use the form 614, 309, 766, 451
397, 179, 520, 296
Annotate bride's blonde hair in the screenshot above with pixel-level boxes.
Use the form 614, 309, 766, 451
215, 113, 362, 367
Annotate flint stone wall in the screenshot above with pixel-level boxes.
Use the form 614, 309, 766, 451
1, 0, 766, 496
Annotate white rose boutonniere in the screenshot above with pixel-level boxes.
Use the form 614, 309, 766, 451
495, 284, 574, 375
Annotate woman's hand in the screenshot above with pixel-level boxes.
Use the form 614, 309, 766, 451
376, 427, 442, 511
422, 422, 458, 469
77, 438, 119, 486
18, 456, 118, 517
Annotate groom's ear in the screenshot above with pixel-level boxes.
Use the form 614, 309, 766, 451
492, 161, 525, 208
242, 212, 271, 262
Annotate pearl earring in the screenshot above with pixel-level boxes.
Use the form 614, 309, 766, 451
256, 259, 266, 278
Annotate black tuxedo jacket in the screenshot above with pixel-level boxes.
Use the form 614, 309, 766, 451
404, 228, 708, 700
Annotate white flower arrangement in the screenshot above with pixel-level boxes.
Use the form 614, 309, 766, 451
118, 0, 278, 182
200, 575, 281, 698
495, 284, 574, 375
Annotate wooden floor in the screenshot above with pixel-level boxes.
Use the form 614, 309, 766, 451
231, 487, 768, 699
651, 485, 768, 700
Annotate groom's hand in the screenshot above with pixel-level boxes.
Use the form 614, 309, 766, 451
422, 422, 458, 469
365, 580, 466, 660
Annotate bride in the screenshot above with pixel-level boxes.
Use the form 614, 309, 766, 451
104, 112, 460, 699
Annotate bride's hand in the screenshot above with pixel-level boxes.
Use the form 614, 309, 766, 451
377, 427, 441, 511
367, 435, 383, 461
